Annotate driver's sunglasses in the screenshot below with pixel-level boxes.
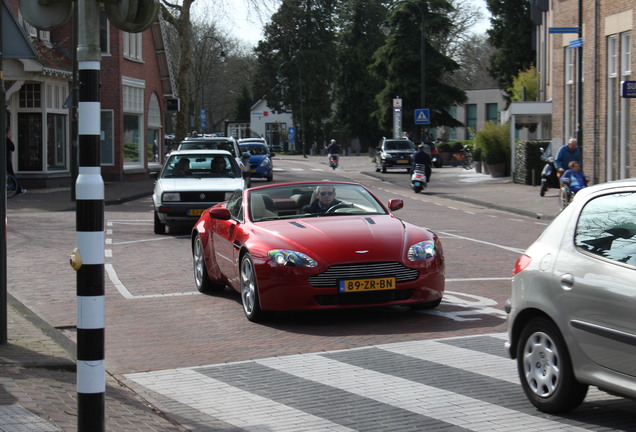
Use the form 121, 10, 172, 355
320, 191, 334, 196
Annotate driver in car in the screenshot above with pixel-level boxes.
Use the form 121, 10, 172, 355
303, 185, 342, 213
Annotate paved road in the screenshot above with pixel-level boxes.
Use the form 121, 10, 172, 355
5, 155, 633, 431
124, 333, 633, 432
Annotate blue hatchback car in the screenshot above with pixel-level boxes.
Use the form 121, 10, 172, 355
238, 139, 274, 182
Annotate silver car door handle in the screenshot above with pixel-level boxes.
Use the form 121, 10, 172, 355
560, 273, 574, 289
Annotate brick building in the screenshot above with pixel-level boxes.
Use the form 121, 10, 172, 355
3, 0, 174, 187
536, 0, 633, 183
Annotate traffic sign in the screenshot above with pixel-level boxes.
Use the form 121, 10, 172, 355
200, 109, 207, 128
288, 127, 295, 135
414, 108, 430, 125
549, 27, 578, 34
622, 81, 636, 98
569, 38, 583, 49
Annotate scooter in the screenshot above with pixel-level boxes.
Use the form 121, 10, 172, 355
539, 147, 559, 197
328, 154, 339, 170
410, 164, 428, 193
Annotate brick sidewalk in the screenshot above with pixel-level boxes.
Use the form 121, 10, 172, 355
1, 295, 185, 431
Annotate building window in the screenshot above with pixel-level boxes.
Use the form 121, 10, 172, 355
123, 32, 143, 61
564, 48, 576, 141
465, 104, 477, 137
19, 84, 41, 108
122, 78, 145, 167
486, 103, 498, 123
607, 35, 618, 181
101, 110, 114, 166
46, 83, 68, 109
619, 32, 631, 179
47, 114, 66, 169
148, 93, 162, 163
17, 113, 43, 171
100, 10, 110, 54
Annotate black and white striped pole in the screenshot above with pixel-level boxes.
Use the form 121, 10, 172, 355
74, 1, 105, 429
21, 0, 158, 428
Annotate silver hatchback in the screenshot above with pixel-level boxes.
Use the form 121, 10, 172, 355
506, 179, 636, 413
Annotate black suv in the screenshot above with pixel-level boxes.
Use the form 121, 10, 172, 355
375, 137, 415, 173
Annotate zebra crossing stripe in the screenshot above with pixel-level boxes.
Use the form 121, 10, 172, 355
126, 334, 598, 431
127, 368, 356, 432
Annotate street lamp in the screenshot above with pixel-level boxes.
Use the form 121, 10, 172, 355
380, 1, 427, 142
195, 36, 226, 133
277, 59, 305, 157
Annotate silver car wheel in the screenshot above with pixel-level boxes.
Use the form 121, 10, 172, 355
521, 330, 561, 398
240, 255, 257, 316
193, 236, 205, 290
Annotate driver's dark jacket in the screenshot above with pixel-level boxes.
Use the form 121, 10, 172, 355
303, 199, 342, 214
413, 150, 431, 166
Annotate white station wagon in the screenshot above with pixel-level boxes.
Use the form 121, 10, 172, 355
153, 149, 246, 234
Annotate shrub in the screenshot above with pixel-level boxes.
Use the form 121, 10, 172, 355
438, 142, 453, 153
476, 121, 509, 165
485, 146, 508, 164
473, 146, 482, 161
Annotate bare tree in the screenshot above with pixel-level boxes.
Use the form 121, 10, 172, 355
160, 0, 274, 141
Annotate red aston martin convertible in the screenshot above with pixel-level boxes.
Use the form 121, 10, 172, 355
191, 181, 445, 322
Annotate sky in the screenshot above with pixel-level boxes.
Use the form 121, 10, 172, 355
207, 0, 492, 47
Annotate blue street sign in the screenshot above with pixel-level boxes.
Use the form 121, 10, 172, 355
414, 108, 430, 125
288, 127, 295, 135
622, 81, 636, 98
549, 27, 578, 34
569, 38, 583, 49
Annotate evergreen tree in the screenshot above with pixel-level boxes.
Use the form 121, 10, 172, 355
370, 0, 466, 140
332, 0, 386, 151
486, 0, 535, 97
253, 0, 338, 153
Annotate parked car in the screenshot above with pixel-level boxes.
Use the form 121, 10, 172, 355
238, 139, 274, 182
153, 150, 246, 234
375, 137, 415, 173
192, 181, 445, 322
506, 179, 636, 413
177, 135, 250, 178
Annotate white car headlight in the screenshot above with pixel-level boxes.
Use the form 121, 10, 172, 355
408, 240, 436, 261
162, 192, 181, 202
383, 152, 393, 159
259, 158, 271, 167
268, 249, 317, 267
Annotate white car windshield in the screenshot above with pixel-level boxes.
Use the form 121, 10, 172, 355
162, 154, 241, 179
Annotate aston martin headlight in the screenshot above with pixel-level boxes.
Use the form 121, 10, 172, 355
162, 192, 181, 202
268, 249, 317, 267
408, 240, 436, 261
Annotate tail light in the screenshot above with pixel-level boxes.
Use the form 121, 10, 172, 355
512, 254, 532, 276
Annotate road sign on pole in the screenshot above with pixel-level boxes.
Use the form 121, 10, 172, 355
414, 108, 430, 125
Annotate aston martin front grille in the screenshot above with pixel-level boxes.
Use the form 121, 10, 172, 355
308, 262, 419, 288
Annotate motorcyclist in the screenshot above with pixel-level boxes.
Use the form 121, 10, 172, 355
326, 139, 340, 168
412, 144, 432, 183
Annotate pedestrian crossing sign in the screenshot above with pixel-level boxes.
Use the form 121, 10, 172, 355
415, 108, 430, 125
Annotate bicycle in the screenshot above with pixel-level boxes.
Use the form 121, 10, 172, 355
6, 173, 18, 198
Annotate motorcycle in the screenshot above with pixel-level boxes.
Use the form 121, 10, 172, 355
539, 147, 559, 197
328, 153, 339, 170
410, 164, 428, 193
